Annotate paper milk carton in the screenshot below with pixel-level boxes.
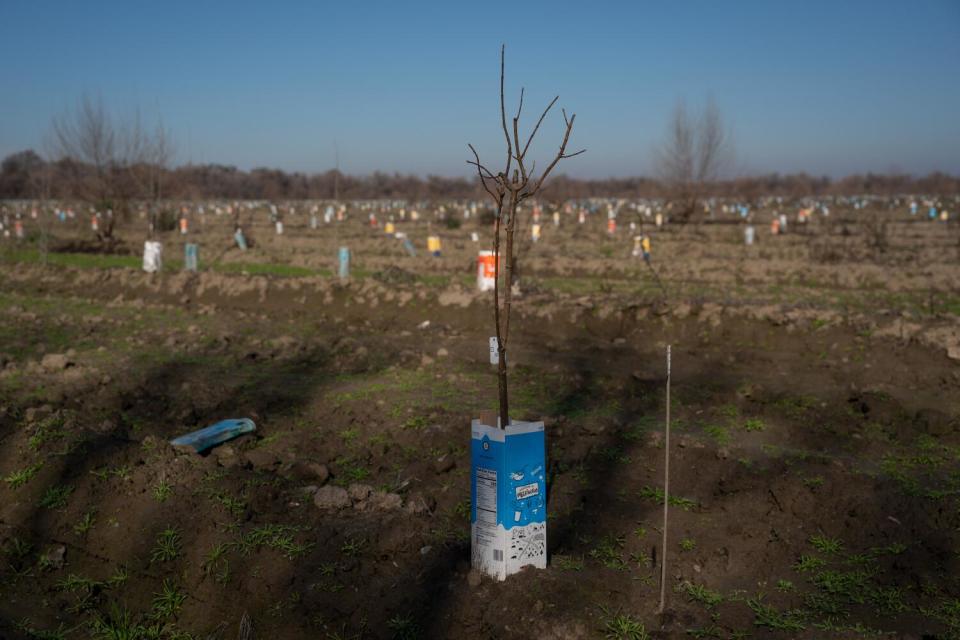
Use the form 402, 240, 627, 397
471, 419, 547, 581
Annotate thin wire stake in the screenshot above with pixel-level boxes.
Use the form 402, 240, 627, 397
658, 344, 672, 614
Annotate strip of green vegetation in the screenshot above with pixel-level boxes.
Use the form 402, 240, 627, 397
1, 248, 144, 270
1, 248, 327, 278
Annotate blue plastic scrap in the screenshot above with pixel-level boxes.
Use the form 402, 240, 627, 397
170, 418, 256, 453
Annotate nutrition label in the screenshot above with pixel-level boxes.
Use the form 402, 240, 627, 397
476, 467, 497, 524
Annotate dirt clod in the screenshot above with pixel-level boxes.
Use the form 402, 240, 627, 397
314, 485, 351, 510
40, 353, 73, 371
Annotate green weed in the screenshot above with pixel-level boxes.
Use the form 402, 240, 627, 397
74, 510, 96, 536
678, 582, 723, 609
151, 579, 187, 619
386, 614, 420, 640
809, 534, 843, 554
637, 486, 697, 510
747, 595, 806, 631
776, 579, 795, 592
237, 524, 312, 560
150, 528, 181, 563
590, 535, 627, 571
554, 555, 585, 571
340, 538, 366, 558
794, 554, 826, 573
152, 478, 172, 502
599, 607, 648, 640
703, 424, 730, 445
4, 462, 44, 488
39, 485, 74, 509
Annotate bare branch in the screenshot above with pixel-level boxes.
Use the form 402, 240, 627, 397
530, 111, 581, 195
467, 144, 500, 202
521, 96, 559, 161
500, 44, 513, 180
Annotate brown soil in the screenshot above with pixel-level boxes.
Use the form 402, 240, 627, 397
0, 204, 959, 639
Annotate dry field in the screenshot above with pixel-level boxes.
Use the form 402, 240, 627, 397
0, 200, 959, 639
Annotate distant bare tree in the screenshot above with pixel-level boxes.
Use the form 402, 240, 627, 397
146, 119, 175, 237
655, 97, 731, 224
51, 94, 172, 243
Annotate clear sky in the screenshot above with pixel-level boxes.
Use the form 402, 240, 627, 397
1, 0, 958, 178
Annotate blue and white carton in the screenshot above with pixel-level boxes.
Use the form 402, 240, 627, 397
471, 419, 547, 581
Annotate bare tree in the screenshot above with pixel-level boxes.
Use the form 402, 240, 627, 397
146, 119, 175, 237
31, 145, 56, 264
467, 45, 584, 428
655, 97, 731, 224
51, 94, 171, 243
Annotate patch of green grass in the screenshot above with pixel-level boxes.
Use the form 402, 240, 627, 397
16, 619, 71, 640
150, 527, 181, 563
685, 624, 725, 639
90, 465, 132, 481
920, 597, 960, 634
599, 607, 648, 640
637, 485, 697, 510
152, 478, 172, 502
812, 568, 873, 605
74, 510, 97, 536
151, 579, 187, 619
106, 567, 128, 588
332, 456, 371, 485
871, 585, 909, 615
679, 581, 723, 609
237, 524, 312, 560
703, 424, 730, 446
809, 534, 843, 554
794, 554, 826, 573
554, 555, 585, 571
4, 461, 44, 488
620, 420, 652, 442
3, 248, 143, 271
776, 579, 795, 593
717, 404, 739, 418
869, 542, 907, 556
340, 538, 366, 558
747, 595, 806, 631
775, 395, 818, 419
386, 614, 421, 640
598, 445, 630, 464
4, 537, 33, 560
742, 418, 766, 432
679, 538, 696, 552
88, 602, 157, 640
39, 484, 74, 509
202, 543, 231, 584
28, 414, 68, 451
204, 490, 246, 519
590, 535, 627, 571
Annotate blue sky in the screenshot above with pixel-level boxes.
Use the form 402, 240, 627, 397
1, 0, 958, 178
